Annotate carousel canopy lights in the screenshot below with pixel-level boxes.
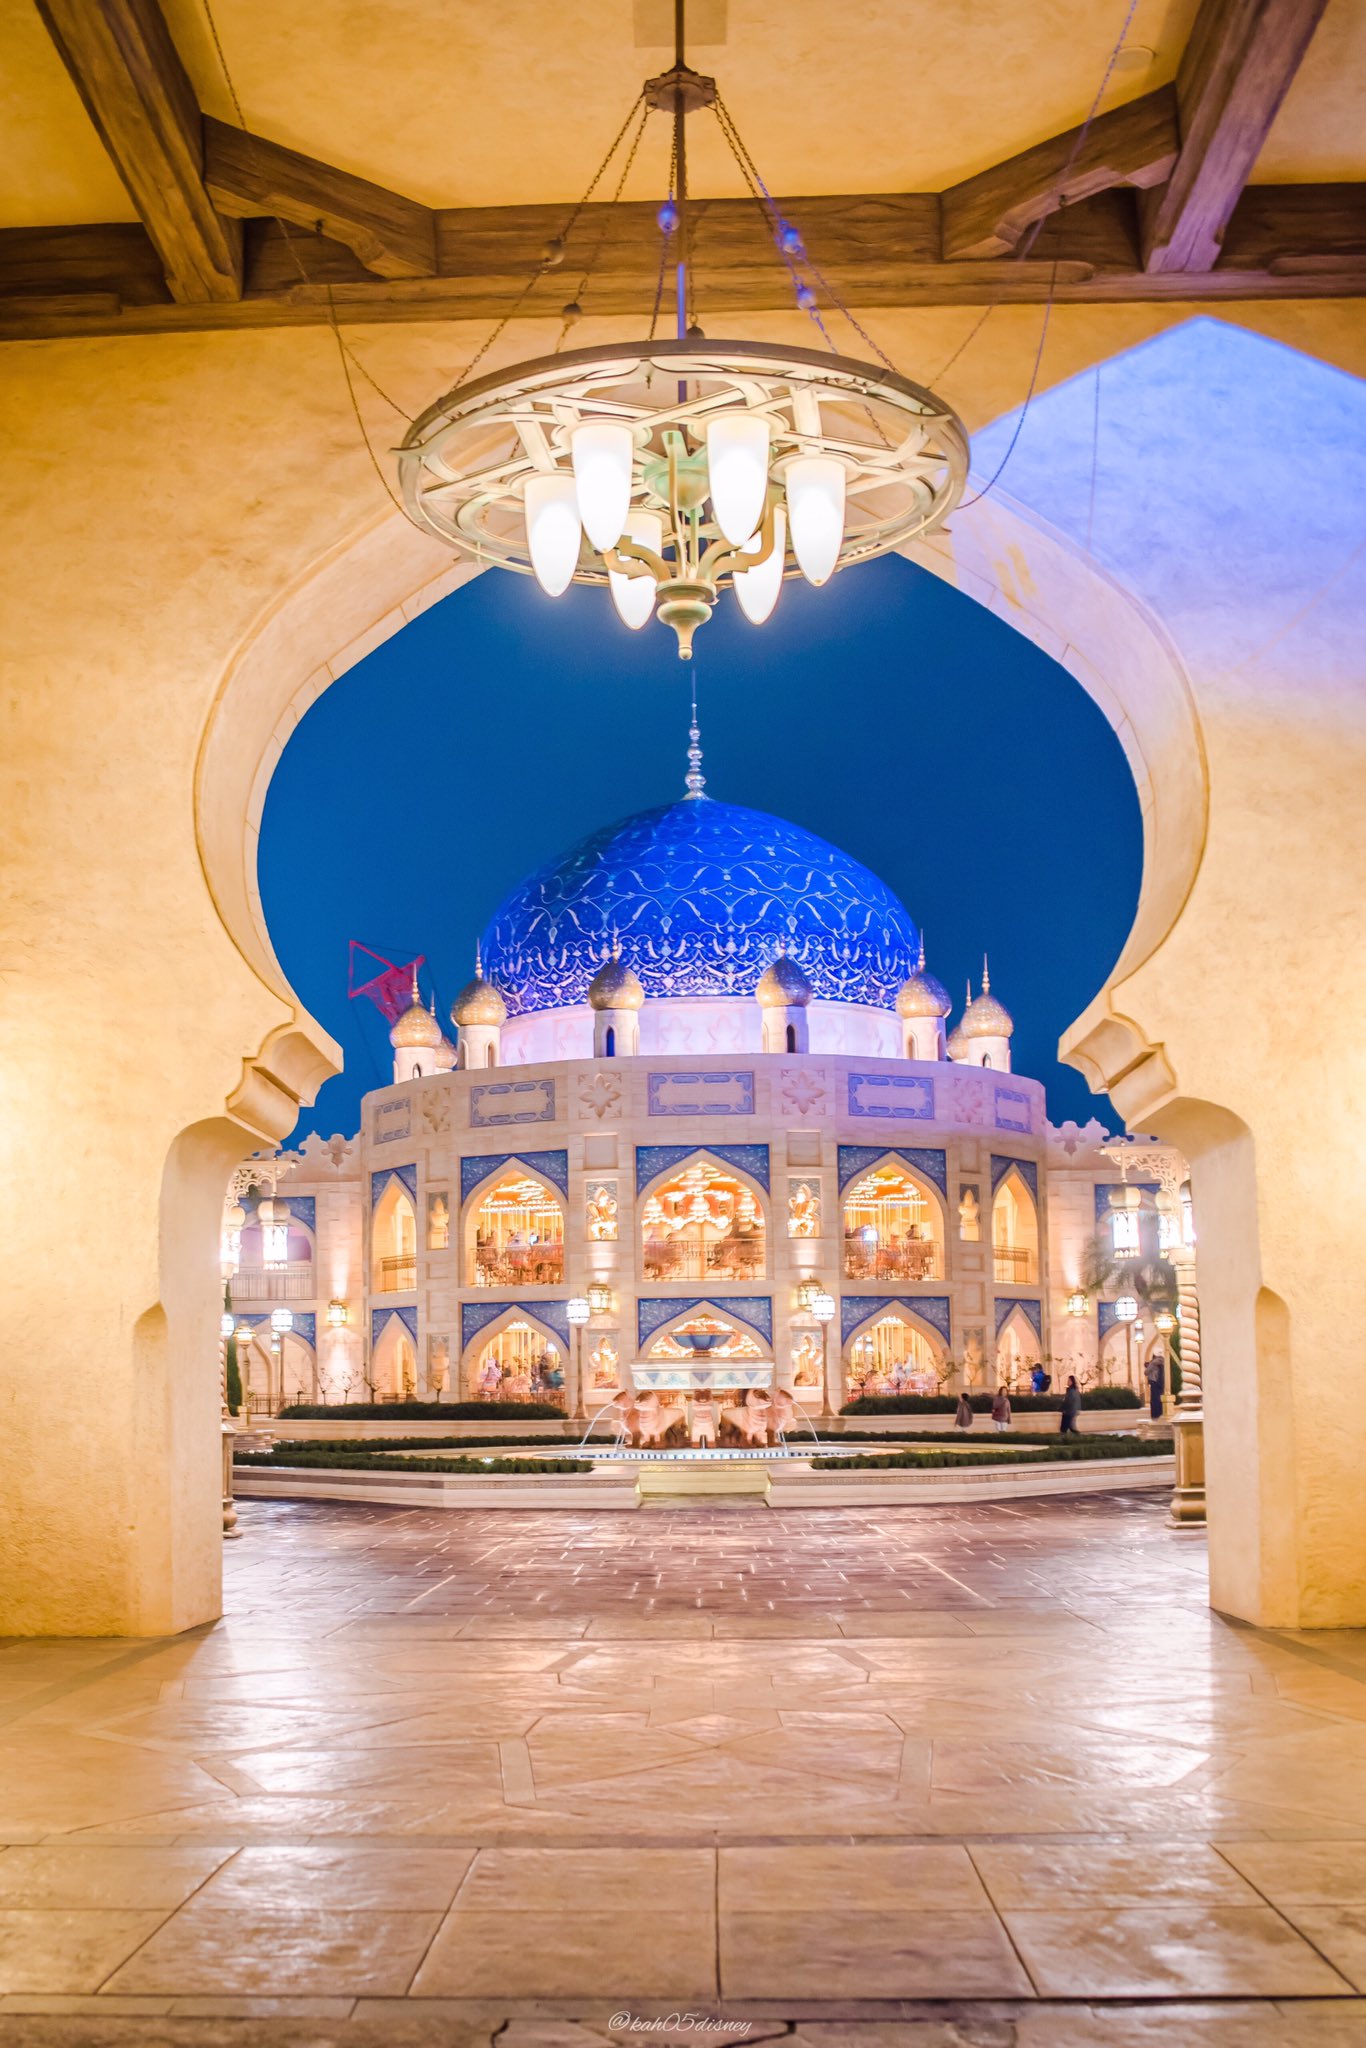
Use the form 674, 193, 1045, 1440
395, 5, 967, 660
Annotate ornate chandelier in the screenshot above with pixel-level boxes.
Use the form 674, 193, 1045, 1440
397, 8, 968, 659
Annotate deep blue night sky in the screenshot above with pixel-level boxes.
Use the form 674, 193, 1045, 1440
259, 553, 1141, 1139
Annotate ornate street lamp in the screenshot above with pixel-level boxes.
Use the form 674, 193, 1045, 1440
567, 1297, 591, 1422
809, 1288, 837, 1420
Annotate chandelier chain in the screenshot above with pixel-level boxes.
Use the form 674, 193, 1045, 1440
710, 98, 837, 351
648, 126, 680, 342
556, 98, 653, 350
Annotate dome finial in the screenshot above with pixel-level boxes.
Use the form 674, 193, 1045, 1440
982, 952, 991, 994
475, 940, 483, 978
411, 964, 421, 1004
917, 934, 926, 972
683, 678, 706, 800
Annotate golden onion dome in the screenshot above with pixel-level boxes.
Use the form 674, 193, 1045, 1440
588, 949, 645, 1010
895, 941, 950, 1019
960, 958, 1014, 1038
451, 948, 507, 1028
431, 1035, 458, 1071
946, 1021, 970, 1061
390, 973, 444, 1050
756, 947, 813, 1008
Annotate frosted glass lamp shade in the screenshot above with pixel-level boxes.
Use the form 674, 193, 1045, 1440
571, 421, 634, 551
706, 411, 770, 545
524, 472, 583, 596
786, 456, 845, 586
733, 504, 786, 624
608, 509, 664, 630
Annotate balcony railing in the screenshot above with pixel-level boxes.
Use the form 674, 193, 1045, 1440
641, 1237, 765, 1283
843, 1241, 944, 1283
472, 1247, 565, 1288
376, 1254, 418, 1292
993, 1245, 1038, 1284
232, 1264, 316, 1301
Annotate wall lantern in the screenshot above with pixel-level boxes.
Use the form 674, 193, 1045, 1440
219, 1311, 236, 1338
587, 1282, 613, 1316
566, 1297, 591, 1327
235, 1322, 255, 1342
1065, 1290, 1088, 1318
327, 1299, 349, 1328
1154, 1309, 1177, 1334
1114, 1295, 1139, 1323
809, 1290, 836, 1325
270, 1307, 294, 1334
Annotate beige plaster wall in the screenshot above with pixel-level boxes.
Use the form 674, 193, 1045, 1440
0, 296, 1362, 1633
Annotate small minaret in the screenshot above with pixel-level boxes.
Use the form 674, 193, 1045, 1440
894, 937, 952, 1060
588, 935, 645, 1057
389, 968, 445, 1082
959, 954, 1015, 1071
756, 941, 813, 1054
450, 944, 508, 1069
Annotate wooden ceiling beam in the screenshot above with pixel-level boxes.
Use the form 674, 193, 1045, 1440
942, 87, 1179, 261
203, 117, 437, 280
35, 0, 242, 303
2, 182, 1363, 343
1143, 0, 1331, 273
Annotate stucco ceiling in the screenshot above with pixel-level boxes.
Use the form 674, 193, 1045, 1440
0, 0, 1360, 235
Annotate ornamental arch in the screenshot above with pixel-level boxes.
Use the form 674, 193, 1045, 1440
6, 317, 1362, 1635
637, 1149, 769, 1285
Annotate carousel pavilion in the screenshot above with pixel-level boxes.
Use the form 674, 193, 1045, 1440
234, 737, 1176, 1419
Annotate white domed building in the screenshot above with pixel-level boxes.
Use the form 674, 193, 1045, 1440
241, 749, 1179, 1420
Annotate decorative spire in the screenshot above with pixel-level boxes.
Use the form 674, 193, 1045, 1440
683, 679, 706, 799
982, 952, 991, 994
966, 978, 973, 1008
474, 940, 483, 978
917, 935, 926, 972
411, 966, 421, 1004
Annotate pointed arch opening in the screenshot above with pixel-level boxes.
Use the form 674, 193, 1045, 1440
644, 1304, 768, 1362
372, 1179, 418, 1293
996, 1304, 1042, 1390
844, 1305, 944, 1399
842, 1157, 945, 1282
465, 1166, 565, 1287
465, 1309, 566, 1406
992, 1169, 1039, 1285
372, 1313, 419, 1402
640, 1153, 767, 1283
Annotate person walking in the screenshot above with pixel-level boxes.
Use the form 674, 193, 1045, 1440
991, 1387, 1011, 1433
1060, 1375, 1082, 1434
1030, 1363, 1047, 1395
954, 1391, 974, 1431
1144, 1352, 1164, 1420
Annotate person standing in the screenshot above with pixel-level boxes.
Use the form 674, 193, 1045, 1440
991, 1387, 1011, 1433
1144, 1352, 1164, 1421
1030, 1363, 1047, 1395
1060, 1376, 1082, 1434
954, 1391, 974, 1431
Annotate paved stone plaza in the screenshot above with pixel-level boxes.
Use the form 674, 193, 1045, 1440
5, 1496, 1366, 2043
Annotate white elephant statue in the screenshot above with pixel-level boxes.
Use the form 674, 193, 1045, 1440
721, 1388, 772, 1445
632, 1390, 677, 1445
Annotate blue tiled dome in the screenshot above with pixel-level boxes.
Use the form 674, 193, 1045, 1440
482, 797, 920, 1017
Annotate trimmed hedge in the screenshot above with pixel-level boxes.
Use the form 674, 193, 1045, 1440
819, 1428, 1157, 1449
236, 1445, 590, 1475
841, 1387, 1141, 1415
266, 1433, 582, 1452
820, 1437, 1173, 1470
275, 1400, 566, 1421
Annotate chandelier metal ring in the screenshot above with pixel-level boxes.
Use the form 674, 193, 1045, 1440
397, 337, 968, 655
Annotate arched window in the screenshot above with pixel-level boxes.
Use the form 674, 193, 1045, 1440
646, 1311, 763, 1360
640, 1158, 765, 1282
468, 1170, 565, 1287
995, 1308, 1039, 1387
469, 1319, 565, 1406
842, 1162, 944, 1281
992, 1173, 1039, 1283
372, 1316, 418, 1402
785, 1022, 797, 1053
847, 1314, 938, 1397
372, 1181, 417, 1292
605, 1025, 616, 1058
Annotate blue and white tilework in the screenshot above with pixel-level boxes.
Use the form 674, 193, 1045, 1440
993, 1086, 1032, 1133
636, 1142, 771, 1194
637, 1295, 774, 1349
991, 1155, 1039, 1201
461, 1299, 572, 1352
841, 1294, 952, 1346
837, 1144, 948, 1197
460, 1149, 570, 1205
470, 1078, 556, 1128
370, 1163, 418, 1211
372, 1304, 419, 1346
647, 1070, 755, 1116
846, 1071, 934, 1120
995, 1296, 1042, 1339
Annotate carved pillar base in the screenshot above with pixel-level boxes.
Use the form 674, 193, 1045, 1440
1169, 1407, 1206, 1527
222, 1422, 242, 1539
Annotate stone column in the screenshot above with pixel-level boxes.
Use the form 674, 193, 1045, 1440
1168, 1239, 1205, 1526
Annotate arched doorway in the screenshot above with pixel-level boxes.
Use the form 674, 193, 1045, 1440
371, 1178, 417, 1295
842, 1158, 945, 1282
844, 1307, 944, 1400
464, 1166, 565, 1288
992, 1170, 1040, 1287
465, 1311, 566, 1407
371, 1312, 419, 1403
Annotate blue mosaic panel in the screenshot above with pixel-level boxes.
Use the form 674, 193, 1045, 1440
1098, 1300, 1122, 1341
990, 1155, 1039, 1201
482, 796, 920, 1016
460, 1149, 570, 1205
291, 1312, 316, 1350
841, 1294, 952, 1346
371, 1304, 419, 1345
637, 1296, 774, 1349
846, 1071, 934, 1120
636, 1143, 771, 1194
647, 1070, 755, 1116
370, 1163, 418, 1211
470, 1077, 557, 1128
837, 1144, 948, 1197
996, 1297, 1042, 1339
993, 1086, 1033, 1133
278, 1196, 315, 1234
460, 1299, 571, 1352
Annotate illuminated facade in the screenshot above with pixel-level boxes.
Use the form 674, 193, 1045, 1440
237, 768, 1179, 1417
